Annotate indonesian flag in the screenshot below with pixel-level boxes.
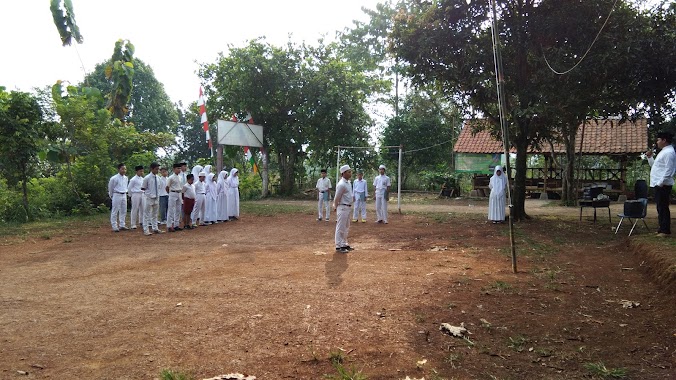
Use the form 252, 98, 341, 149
244, 146, 258, 174
198, 87, 213, 156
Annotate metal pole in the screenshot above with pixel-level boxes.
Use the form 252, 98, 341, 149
398, 145, 403, 213
491, 0, 517, 273
336, 146, 341, 186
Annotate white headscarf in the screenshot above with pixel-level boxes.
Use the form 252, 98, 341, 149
228, 168, 239, 188
489, 165, 507, 195
203, 165, 212, 177
217, 170, 228, 193
191, 165, 203, 181
207, 173, 218, 199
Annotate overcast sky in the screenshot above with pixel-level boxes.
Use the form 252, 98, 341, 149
0, 0, 382, 105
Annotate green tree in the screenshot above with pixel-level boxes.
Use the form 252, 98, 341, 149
50, 0, 83, 46
85, 58, 179, 134
104, 39, 135, 120
0, 89, 46, 220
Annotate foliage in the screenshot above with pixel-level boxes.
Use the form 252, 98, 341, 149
159, 369, 193, 380
0, 89, 46, 220
105, 39, 136, 120
238, 171, 263, 201
85, 58, 179, 134
50, 0, 83, 46
583, 362, 628, 378
200, 38, 386, 194
174, 101, 218, 164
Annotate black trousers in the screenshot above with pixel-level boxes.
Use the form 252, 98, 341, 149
654, 185, 672, 234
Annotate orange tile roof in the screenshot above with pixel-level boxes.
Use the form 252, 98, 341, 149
454, 119, 648, 155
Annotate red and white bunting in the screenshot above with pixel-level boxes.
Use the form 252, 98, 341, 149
198, 87, 213, 156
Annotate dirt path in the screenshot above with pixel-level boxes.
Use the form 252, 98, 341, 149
0, 201, 673, 379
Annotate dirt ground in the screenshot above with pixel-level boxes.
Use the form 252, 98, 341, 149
0, 198, 674, 379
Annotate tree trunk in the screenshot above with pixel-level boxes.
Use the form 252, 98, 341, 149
261, 149, 269, 197
20, 167, 30, 221
561, 136, 577, 206
512, 137, 529, 221
278, 150, 296, 195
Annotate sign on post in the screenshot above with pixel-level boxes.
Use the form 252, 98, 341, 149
217, 120, 264, 148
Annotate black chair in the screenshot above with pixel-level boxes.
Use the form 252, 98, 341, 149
615, 198, 648, 236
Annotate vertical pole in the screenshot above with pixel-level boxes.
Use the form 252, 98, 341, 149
336, 147, 341, 186
491, 0, 517, 273
398, 145, 403, 213
216, 145, 223, 173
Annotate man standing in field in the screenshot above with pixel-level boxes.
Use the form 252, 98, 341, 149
352, 170, 368, 223
158, 167, 169, 225
333, 165, 354, 253
166, 163, 183, 233
646, 132, 676, 237
127, 165, 145, 230
316, 168, 332, 222
108, 163, 129, 232
141, 162, 164, 236
373, 164, 391, 224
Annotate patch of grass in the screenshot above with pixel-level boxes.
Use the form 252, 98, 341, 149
491, 280, 512, 291
329, 349, 345, 365
0, 213, 107, 243
160, 369, 193, 380
444, 352, 462, 369
414, 313, 426, 323
583, 362, 627, 378
325, 362, 368, 380
240, 201, 312, 216
507, 336, 527, 352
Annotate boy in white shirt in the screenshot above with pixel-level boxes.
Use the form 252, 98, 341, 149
373, 164, 391, 224
352, 170, 368, 223
316, 169, 332, 221
127, 165, 145, 229
182, 174, 196, 230
192, 172, 207, 226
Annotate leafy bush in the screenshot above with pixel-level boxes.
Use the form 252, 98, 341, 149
239, 170, 262, 200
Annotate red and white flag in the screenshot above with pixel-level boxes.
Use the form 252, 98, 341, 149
198, 87, 213, 157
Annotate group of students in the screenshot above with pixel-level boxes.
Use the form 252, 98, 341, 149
316, 164, 392, 253
108, 162, 241, 235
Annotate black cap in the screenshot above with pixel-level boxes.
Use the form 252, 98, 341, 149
173, 163, 182, 168
179, 162, 187, 166
657, 131, 674, 142
135, 165, 144, 171
320, 169, 327, 173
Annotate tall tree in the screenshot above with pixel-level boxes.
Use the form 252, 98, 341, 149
50, 0, 83, 46
0, 89, 46, 220
85, 58, 178, 133
104, 39, 135, 120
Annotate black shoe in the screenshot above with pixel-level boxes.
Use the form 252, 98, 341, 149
174, 227, 183, 231
343, 246, 354, 251
338, 247, 349, 253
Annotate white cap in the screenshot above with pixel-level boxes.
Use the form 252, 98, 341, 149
339, 165, 351, 174
379, 164, 386, 170
198, 171, 206, 177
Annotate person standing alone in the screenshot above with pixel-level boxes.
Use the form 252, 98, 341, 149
316, 169, 332, 221
333, 165, 354, 253
108, 163, 129, 232
488, 165, 507, 223
373, 164, 391, 224
128, 165, 145, 230
646, 132, 676, 236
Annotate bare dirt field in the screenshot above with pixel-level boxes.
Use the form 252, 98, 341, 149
0, 198, 674, 379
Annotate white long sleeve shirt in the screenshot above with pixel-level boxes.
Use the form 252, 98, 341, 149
128, 175, 144, 194
334, 178, 353, 206
373, 174, 391, 196
108, 173, 128, 198
352, 178, 368, 197
158, 175, 168, 196
316, 177, 331, 192
142, 173, 160, 199
648, 144, 676, 187
194, 180, 206, 195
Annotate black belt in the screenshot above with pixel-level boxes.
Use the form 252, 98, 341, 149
340, 204, 352, 207
114, 192, 127, 194
198, 193, 206, 195
170, 190, 181, 193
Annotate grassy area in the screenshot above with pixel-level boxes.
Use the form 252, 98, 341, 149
0, 213, 108, 245
240, 200, 314, 216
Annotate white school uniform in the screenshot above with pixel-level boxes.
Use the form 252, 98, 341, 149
142, 172, 160, 233
488, 165, 507, 222
204, 173, 218, 223
217, 171, 229, 221
192, 178, 207, 224
352, 177, 368, 221
227, 168, 240, 218
128, 174, 145, 228
316, 176, 332, 220
108, 173, 128, 230
166, 172, 183, 228
373, 174, 391, 223
334, 177, 353, 248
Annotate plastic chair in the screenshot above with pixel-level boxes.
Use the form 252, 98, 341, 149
615, 198, 648, 236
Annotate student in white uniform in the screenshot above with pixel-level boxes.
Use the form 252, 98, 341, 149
217, 170, 229, 222
158, 167, 169, 225
646, 132, 676, 236
373, 164, 391, 224
108, 163, 129, 232
141, 162, 164, 236
333, 165, 354, 253
204, 172, 219, 224
166, 163, 184, 232
227, 168, 240, 220
352, 170, 368, 223
316, 169, 332, 221
488, 165, 507, 223
127, 165, 145, 230
182, 174, 196, 229
192, 171, 207, 226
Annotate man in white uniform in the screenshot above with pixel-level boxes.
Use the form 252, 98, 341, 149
158, 167, 169, 225
316, 169, 332, 221
127, 165, 145, 230
352, 170, 368, 223
373, 164, 391, 224
141, 162, 164, 236
333, 165, 354, 253
107, 163, 129, 232
166, 163, 183, 233
646, 132, 676, 236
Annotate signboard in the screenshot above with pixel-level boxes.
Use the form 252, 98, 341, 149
455, 153, 502, 174
217, 120, 264, 148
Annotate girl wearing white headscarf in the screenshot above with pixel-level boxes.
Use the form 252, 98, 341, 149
203, 164, 213, 177
191, 165, 203, 183
488, 165, 507, 223
217, 170, 229, 222
204, 172, 218, 224
227, 168, 240, 220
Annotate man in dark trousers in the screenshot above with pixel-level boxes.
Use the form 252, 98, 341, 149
646, 132, 676, 237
